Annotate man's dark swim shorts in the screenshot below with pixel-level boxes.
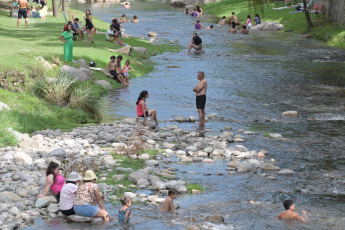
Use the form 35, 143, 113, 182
196, 95, 206, 109
18, 8, 28, 19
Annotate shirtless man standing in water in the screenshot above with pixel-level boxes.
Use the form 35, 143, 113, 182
17, 0, 29, 29
193, 71, 207, 126
229, 12, 239, 28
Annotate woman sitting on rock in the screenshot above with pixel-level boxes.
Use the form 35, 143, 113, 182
37, 161, 65, 203
73, 170, 110, 222
59, 172, 81, 216
136, 90, 159, 127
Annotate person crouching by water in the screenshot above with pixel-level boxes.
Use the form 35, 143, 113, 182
37, 161, 65, 202
185, 32, 202, 54
119, 197, 132, 223
73, 170, 110, 222
59, 172, 81, 216
136, 90, 159, 126
60, 23, 74, 61
278, 200, 307, 222
193, 71, 207, 127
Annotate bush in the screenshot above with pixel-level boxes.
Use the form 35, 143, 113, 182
69, 88, 101, 121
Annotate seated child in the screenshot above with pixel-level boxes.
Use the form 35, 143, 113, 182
119, 197, 132, 223
160, 188, 177, 214
123, 60, 132, 84
277, 200, 307, 222
107, 55, 117, 80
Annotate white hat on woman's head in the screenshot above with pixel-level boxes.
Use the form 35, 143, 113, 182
67, 172, 81, 182
83, 170, 97, 181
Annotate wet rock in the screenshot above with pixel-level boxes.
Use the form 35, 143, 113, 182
145, 160, 159, 167
269, 133, 283, 139
243, 131, 255, 135
137, 178, 150, 187
206, 215, 225, 223
47, 203, 60, 214
67, 215, 93, 223
166, 65, 180, 68
94, 80, 112, 90
150, 38, 160, 45
191, 189, 202, 194
175, 116, 187, 122
128, 169, 149, 183
0, 102, 10, 111
234, 138, 245, 142
202, 158, 214, 163
148, 32, 158, 37
301, 34, 313, 38
248, 159, 261, 167
282, 111, 299, 117
227, 160, 239, 168
236, 162, 253, 173
165, 180, 187, 193
185, 225, 200, 230
13, 152, 33, 165
124, 192, 136, 199
189, 116, 196, 122
261, 163, 280, 171
251, 21, 284, 31
35, 198, 51, 208
257, 152, 265, 158
132, 47, 147, 55
278, 169, 295, 175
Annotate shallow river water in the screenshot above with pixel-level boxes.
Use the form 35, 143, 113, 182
25, 1, 345, 229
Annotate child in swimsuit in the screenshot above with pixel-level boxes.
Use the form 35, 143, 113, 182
107, 56, 117, 80
123, 60, 132, 84
119, 197, 132, 223
195, 20, 205, 30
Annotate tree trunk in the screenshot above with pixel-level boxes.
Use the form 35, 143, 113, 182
52, 0, 59, 17
303, 0, 313, 30
62, 0, 67, 13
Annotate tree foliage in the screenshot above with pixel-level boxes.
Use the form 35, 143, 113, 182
248, 0, 269, 16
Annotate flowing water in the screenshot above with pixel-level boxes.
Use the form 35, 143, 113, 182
25, 1, 345, 229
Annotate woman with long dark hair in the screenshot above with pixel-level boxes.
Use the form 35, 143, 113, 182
136, 90, 158, 126
254, 13, 261, 25
59, 22, 73, 61
38, 161, 65, 202
84, 9, 95, 43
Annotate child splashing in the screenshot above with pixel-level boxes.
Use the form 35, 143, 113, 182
119, 197, 132, 223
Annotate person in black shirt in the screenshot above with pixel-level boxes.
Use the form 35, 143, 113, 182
185, 32, 202, 54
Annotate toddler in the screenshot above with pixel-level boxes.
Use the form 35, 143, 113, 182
123, 60, 132, 84
119, 197, 132, 223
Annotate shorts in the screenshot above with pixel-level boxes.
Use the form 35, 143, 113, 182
196, 95, 206, 109
195, 44, 202, 50
86, 24, 93, 30
72, 29, 76, 36
55, 192, 61, 203
41, 1, 47, 6
124, 72, 129, 77
232, 22, 239, 27
247, 23, 252, 28
18, 8, 28, 19
74, 204, 99, 217
61, 207, 76, 216
139, 111, 149, 118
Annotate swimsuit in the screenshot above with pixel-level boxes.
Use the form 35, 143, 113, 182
196, 95, 206, 109
18, 8, 28, 19
123, 66, 129, 77
85, 18, 93, 30
195, 23, 202, 29
118, 208, 131, 223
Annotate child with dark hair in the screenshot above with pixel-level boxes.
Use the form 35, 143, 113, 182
277, 200, 307, 221
160, 188, 177, 214
119, 197, 132, 223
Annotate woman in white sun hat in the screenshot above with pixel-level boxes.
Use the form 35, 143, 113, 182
73, 170, 110, 221
59, 172, 82, 216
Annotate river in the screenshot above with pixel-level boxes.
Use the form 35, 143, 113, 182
25, 0, 345, 229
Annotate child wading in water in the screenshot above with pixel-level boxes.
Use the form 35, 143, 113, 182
119, 197, 132, 223
277, 200, 307, 222
160, 188, 177, 214
123, 60, 132, 84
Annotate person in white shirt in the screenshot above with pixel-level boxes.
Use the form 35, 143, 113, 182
59, 172, 81, 216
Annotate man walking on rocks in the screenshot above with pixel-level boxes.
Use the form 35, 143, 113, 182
193, 71, 207, 127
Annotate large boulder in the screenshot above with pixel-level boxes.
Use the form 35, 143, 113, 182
165, 180, 187, 193
0, 102, 10, 111
14, 152, 33, 165
94, 80, 112, 89
148, 32, 158, 37
108, 45, 132, 56
236, 162, 253, 173
132, 47, 147, 55
61, 65, 90, 82
0, 192, 23, 203
18, 139, 39, 150
261, 163, 280, 171
251, 21, 284, 31
67, 215, 92, 223
128, 169, 149, 183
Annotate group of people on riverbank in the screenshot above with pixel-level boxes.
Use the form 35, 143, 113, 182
37, 162, 179, 223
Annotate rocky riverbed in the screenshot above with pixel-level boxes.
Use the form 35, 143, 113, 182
0, 116, 294, 229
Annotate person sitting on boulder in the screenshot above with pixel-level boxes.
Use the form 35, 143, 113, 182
107, 55, 126, 85
59, 172, 81, 216
185, 32, 202, 54
37, 161, 65, 203
136, 90, 159, 126
73, 170, 110, 222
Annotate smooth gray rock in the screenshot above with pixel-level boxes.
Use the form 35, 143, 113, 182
236, 162, 253, 173
137, 178, 150, 187
278, 169, 296, 175
61, 65, 90, 82
112, 175, 126, 181
145, 160, 159, 167
128, 170, 149, 183
261, 163, 280, 171
13, 152, 33, 165
0, 102, 10, 111
165, 180, 187, 193
67, 215, 92, 223
35, 198, 51, 208
206, 215, 225, 223
50, 148, 66, 157
132, 47, 147, 55
251, 21, 284, 31
47, 203, 60, 214
94, 80, 112, 89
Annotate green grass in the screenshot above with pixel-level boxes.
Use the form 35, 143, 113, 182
203, 0, 345, 49
186, 182, 204, 192
0, 2, 180, 147
140, 149, 160, 157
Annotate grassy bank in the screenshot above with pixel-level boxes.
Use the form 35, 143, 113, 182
203, 0, 345, 49
0, 0, 179, 147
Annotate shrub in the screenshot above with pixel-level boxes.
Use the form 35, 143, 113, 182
69, 88, 101, 121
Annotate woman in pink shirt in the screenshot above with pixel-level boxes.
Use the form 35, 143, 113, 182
136, 90, 159, 126
38, 161, 65, 202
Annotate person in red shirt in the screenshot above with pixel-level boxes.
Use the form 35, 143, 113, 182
136, 90, 158, 126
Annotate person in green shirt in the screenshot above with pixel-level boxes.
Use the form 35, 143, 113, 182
59, 23, 73, 61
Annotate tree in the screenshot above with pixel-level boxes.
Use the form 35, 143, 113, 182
52, 0, 59, 17
303, 0, 313, 30
62, 0, 67, 13
248, 0, 268, 17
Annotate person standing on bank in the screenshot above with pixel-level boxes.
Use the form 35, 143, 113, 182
193, 71, 207, 126
59, 23, 73, 61
17, 0, 29, 29
136, 90, 159, 126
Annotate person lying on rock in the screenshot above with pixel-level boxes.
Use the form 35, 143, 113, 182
160, 188, 177, 214
37, 161, 65, 203
277, 200, 307, 222
73, 170, 110, 222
